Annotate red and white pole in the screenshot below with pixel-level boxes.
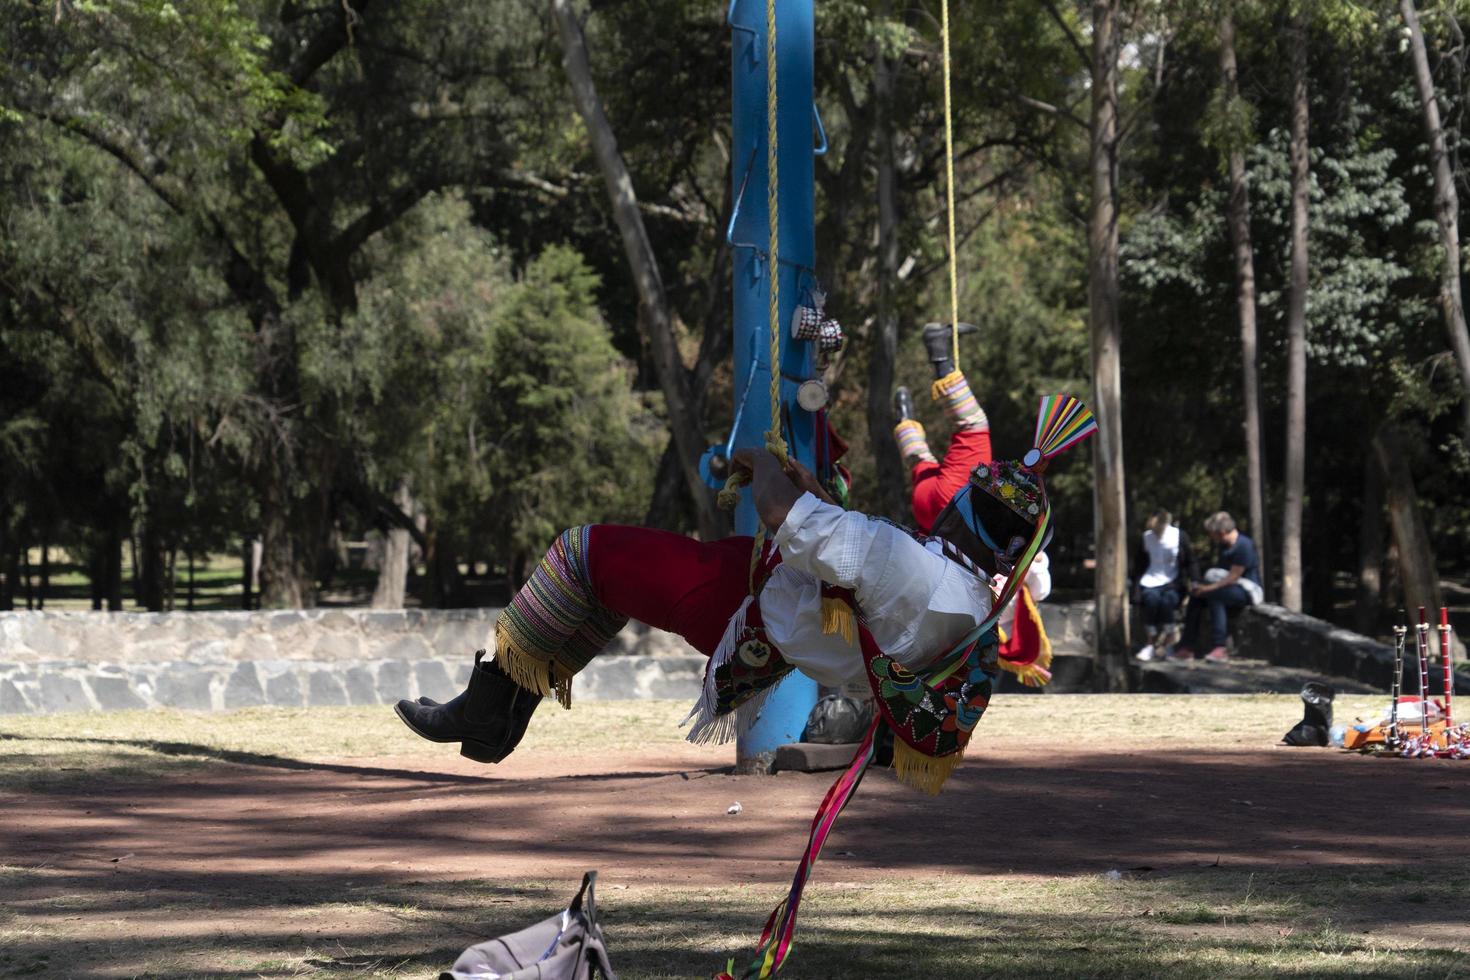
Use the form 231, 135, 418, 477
1439, 606, 1454, 733
1416, 607, 1432, 740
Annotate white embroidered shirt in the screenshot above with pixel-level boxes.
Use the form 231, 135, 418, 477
757, 492, 994, 688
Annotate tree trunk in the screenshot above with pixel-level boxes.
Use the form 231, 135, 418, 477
90, 541, 104, 610
550, 0, 723, 541
104, 522, 123, 611
138, 520, 167, 613
644, 192, 733, 533
165, 543, 177, 612
1355, 447, 1385, 635
0, 539, 15, 611
866, 16, 906, 524
1089, 0, 1130, 690
372, 479, 413, 609
242, 536, 256, 610
38, 541, 48, 610
1218, 6, 1270, 594
644, 439, 692, 532
187, 548, 196, 612
1400, 0, 1470, 438
1281, 13, 1310, 612
424, 521, 464, 609
20, 543, 31, 610
259, 461, 310, 609
1373, 426, 1464, 656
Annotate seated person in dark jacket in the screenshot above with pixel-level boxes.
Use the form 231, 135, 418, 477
1170, 510, 1263, 663
1131, 509, 1197, 661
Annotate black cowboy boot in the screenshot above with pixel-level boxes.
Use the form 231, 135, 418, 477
921, 321, 978, 379
394, 650, 543, 763
893, 385, 916, 424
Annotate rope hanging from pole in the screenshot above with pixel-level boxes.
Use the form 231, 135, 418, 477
763, 0, 786, 469
718, 0, 788, 533
940, 0, 960, 371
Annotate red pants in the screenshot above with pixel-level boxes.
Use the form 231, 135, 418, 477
585, 526, 753, 657
909, 427, 992, 532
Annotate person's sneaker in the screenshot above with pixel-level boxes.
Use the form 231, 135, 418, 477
1204, 646, 1230, 663
1166, 645, 1196, 662
894, 385, 915, 423
1134, 644, 1157, 662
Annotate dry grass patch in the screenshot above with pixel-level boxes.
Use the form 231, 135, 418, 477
2, 865, 1465, 978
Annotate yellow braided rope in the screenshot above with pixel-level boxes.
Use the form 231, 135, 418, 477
763, 0, 786, 468
940, 0, 960, 371
717, 0, 790, 552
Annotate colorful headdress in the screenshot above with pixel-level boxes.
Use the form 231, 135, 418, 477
931, 394, 1097, 612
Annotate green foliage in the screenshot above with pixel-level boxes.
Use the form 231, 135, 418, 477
482, 246, 660, 559
350, 198, 658, 567
2, 0, 1468, 615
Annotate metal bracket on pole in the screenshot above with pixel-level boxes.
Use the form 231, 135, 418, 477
727, 0, 759, 60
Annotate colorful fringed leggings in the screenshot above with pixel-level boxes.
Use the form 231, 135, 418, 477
893, 369, 993, 533
495, 525, 755, 707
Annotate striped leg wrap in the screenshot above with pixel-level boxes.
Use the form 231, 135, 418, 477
893, 419, 937, 464
930, 369, 990, 430
495, 526, 627, 708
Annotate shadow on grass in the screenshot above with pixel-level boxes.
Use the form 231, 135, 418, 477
2, 867, 1467, 979
0, 732, 493, 785
0, 733, 727, 789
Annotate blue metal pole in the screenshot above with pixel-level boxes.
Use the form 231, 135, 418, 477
729, 0, 819, 768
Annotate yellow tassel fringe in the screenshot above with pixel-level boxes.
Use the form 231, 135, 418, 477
930, 368, 964, 402
1022, 587, 1053, 669
493, 618, 573, 709
996, 588, 1055, 688
820, 596, 856, 645
892, 741, 964, 796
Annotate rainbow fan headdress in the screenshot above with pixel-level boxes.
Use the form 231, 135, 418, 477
1025, 393, 1099, 473
941, 394, 1097, 639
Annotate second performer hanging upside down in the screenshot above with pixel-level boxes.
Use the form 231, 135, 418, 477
892, 322, 1056, 685
393, 395, 1093, 793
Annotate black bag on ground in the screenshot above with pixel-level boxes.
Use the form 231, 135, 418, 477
1281, 681, 1335, 747
441, 871, 617, 980
801, 694, 872, 744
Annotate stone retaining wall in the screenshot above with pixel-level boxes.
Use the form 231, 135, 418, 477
11, 599, 1438, 714
1237, 604, 1468, 694
0, 608, 703, 716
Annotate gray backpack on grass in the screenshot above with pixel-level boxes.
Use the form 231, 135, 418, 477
441, 871, 617, 980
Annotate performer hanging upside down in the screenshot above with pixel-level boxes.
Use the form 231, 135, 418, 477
892, 322, 991, 532
891, 322, 1055, 685
393, 396, 1092, 792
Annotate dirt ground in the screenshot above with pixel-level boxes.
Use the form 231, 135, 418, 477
8, 734, 1468, 889
4, 701, 1470, 978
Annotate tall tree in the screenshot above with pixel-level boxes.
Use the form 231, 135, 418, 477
1281, 6, 1311, 612
1398, 0, 1470, 438
1089, 0, 1130, 687
867, 6, 906, 523
1216, 3, 1270, 591
1372, 428, 1446, 621
549, 0, 724, 542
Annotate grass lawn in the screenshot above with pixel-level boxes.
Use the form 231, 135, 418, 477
0, 693, 1394, 792
1, 697, 1466, 979
4, 862, 1464, 979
